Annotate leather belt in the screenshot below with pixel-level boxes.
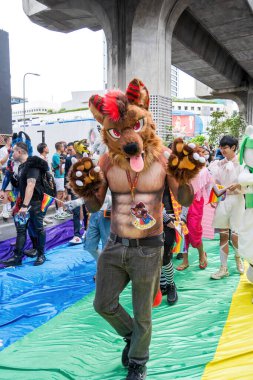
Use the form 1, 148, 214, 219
110, 232, 164, 248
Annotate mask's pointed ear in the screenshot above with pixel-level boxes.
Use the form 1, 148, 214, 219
89, 95, 105, 124
126, 78, 150, 110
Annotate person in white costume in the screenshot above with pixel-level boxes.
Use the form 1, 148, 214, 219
238, 125, 253, 300
209, 135, 245, 280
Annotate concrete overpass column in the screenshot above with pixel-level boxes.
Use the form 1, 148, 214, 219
105, 0, 131, 91
234, 87, 253, 127
128, 0, 175, 139
129, 30, 172, 139
246, 88, 253, 125
102, 0, 174, 138
126, 0, 189, 139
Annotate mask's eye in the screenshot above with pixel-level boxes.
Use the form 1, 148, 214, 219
133, 118, 145, 132
108, 128, 121, 139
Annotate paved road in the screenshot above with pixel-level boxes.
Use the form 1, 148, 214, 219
0, 208, 72, 241
0, 182, 74, 241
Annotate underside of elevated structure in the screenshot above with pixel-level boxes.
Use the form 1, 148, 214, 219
22, 0, 253, 126
172, 0, 253, 121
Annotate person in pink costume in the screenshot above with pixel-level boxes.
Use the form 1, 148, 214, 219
177, 157, 213, 271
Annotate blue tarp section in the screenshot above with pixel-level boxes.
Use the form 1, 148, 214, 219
0, 243, 96, 350
0, 220, 76, 266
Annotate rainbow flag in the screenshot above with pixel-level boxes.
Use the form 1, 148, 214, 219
208, 184, 226, 204
172, 228, 187, 254
41, 193, 55, 212
8, 191, 16, 203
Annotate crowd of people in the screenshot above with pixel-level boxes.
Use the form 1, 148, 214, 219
0, 134, 247, 290
3, 67, 253, 380
0, 136, 12, 219
161, 135, 246, 305
0, 134, 111, 267
0, 128, 251, 380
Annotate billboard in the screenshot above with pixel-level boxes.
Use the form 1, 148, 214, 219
172, 114, 195, 137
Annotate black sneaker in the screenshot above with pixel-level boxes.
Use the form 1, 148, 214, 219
126, 363, 147, 380
24, 248, 37, 258
122, 338, 131, 367
167, 282, 178, 305
160, 284, 168, 296
1, 255, 22, 267
34, 255, 46, 266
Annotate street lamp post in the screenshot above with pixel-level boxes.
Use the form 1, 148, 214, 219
23, 72, 40, 129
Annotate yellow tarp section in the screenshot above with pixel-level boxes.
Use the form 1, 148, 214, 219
202, 265, 253, 380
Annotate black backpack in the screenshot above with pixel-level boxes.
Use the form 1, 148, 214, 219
22, 156, 57, 199
41, 171, 56, 198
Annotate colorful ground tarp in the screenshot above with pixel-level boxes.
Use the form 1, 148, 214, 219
0, 220, 75, 266
0, 243, 96, 350
0, 236, 253, 379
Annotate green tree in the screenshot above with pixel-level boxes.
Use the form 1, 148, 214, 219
207, 111, 246, 145
165, 125, 173, 142
162, 125, 173, 146
189, 135, 205, 146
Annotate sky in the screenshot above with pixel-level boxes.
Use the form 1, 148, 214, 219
0, 0, 104, 105
0, 0, 194, 106
178, 71, 195, 99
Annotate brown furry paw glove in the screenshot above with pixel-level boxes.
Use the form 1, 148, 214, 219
68, 157, 103, 198
165, 138, 205, 184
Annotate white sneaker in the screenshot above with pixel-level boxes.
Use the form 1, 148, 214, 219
44, 217, 53, 224
2, 211, 9, 220
235, 256, 244, 274
54, 213, 66, 220
210, 266, 229, 280
82, 230, 87, 240
43, 220, 47, 226
69, 236, 82, 245
61, 211, 70, 218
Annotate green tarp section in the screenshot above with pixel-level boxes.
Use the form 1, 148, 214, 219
0, 237, 241, 379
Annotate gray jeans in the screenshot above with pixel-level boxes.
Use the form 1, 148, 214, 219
93, 235, 163, 365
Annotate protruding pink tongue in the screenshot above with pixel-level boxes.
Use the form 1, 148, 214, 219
130, 155, 144, 172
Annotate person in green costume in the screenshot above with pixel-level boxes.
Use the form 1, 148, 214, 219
238, 125, 253, 301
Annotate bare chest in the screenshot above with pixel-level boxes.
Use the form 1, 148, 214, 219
105, 162, 166, 194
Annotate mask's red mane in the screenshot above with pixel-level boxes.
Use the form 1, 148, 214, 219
103, 90, 128, 122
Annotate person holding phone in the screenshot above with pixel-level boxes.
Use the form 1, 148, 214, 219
1, 142, 48, 267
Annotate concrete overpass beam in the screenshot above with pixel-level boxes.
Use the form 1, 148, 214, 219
23, 0, 48, 16
196, 80, 253, 127
173, 9, 249, 88
22, 0, 191, 136
22, 0, 188, 95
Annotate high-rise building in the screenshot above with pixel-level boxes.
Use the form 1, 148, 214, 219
171, 66, 179, 98
103, 33, 107, 90
148, 66, 179, 139
149, 95, 172, 140
0, 30, 12, 133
